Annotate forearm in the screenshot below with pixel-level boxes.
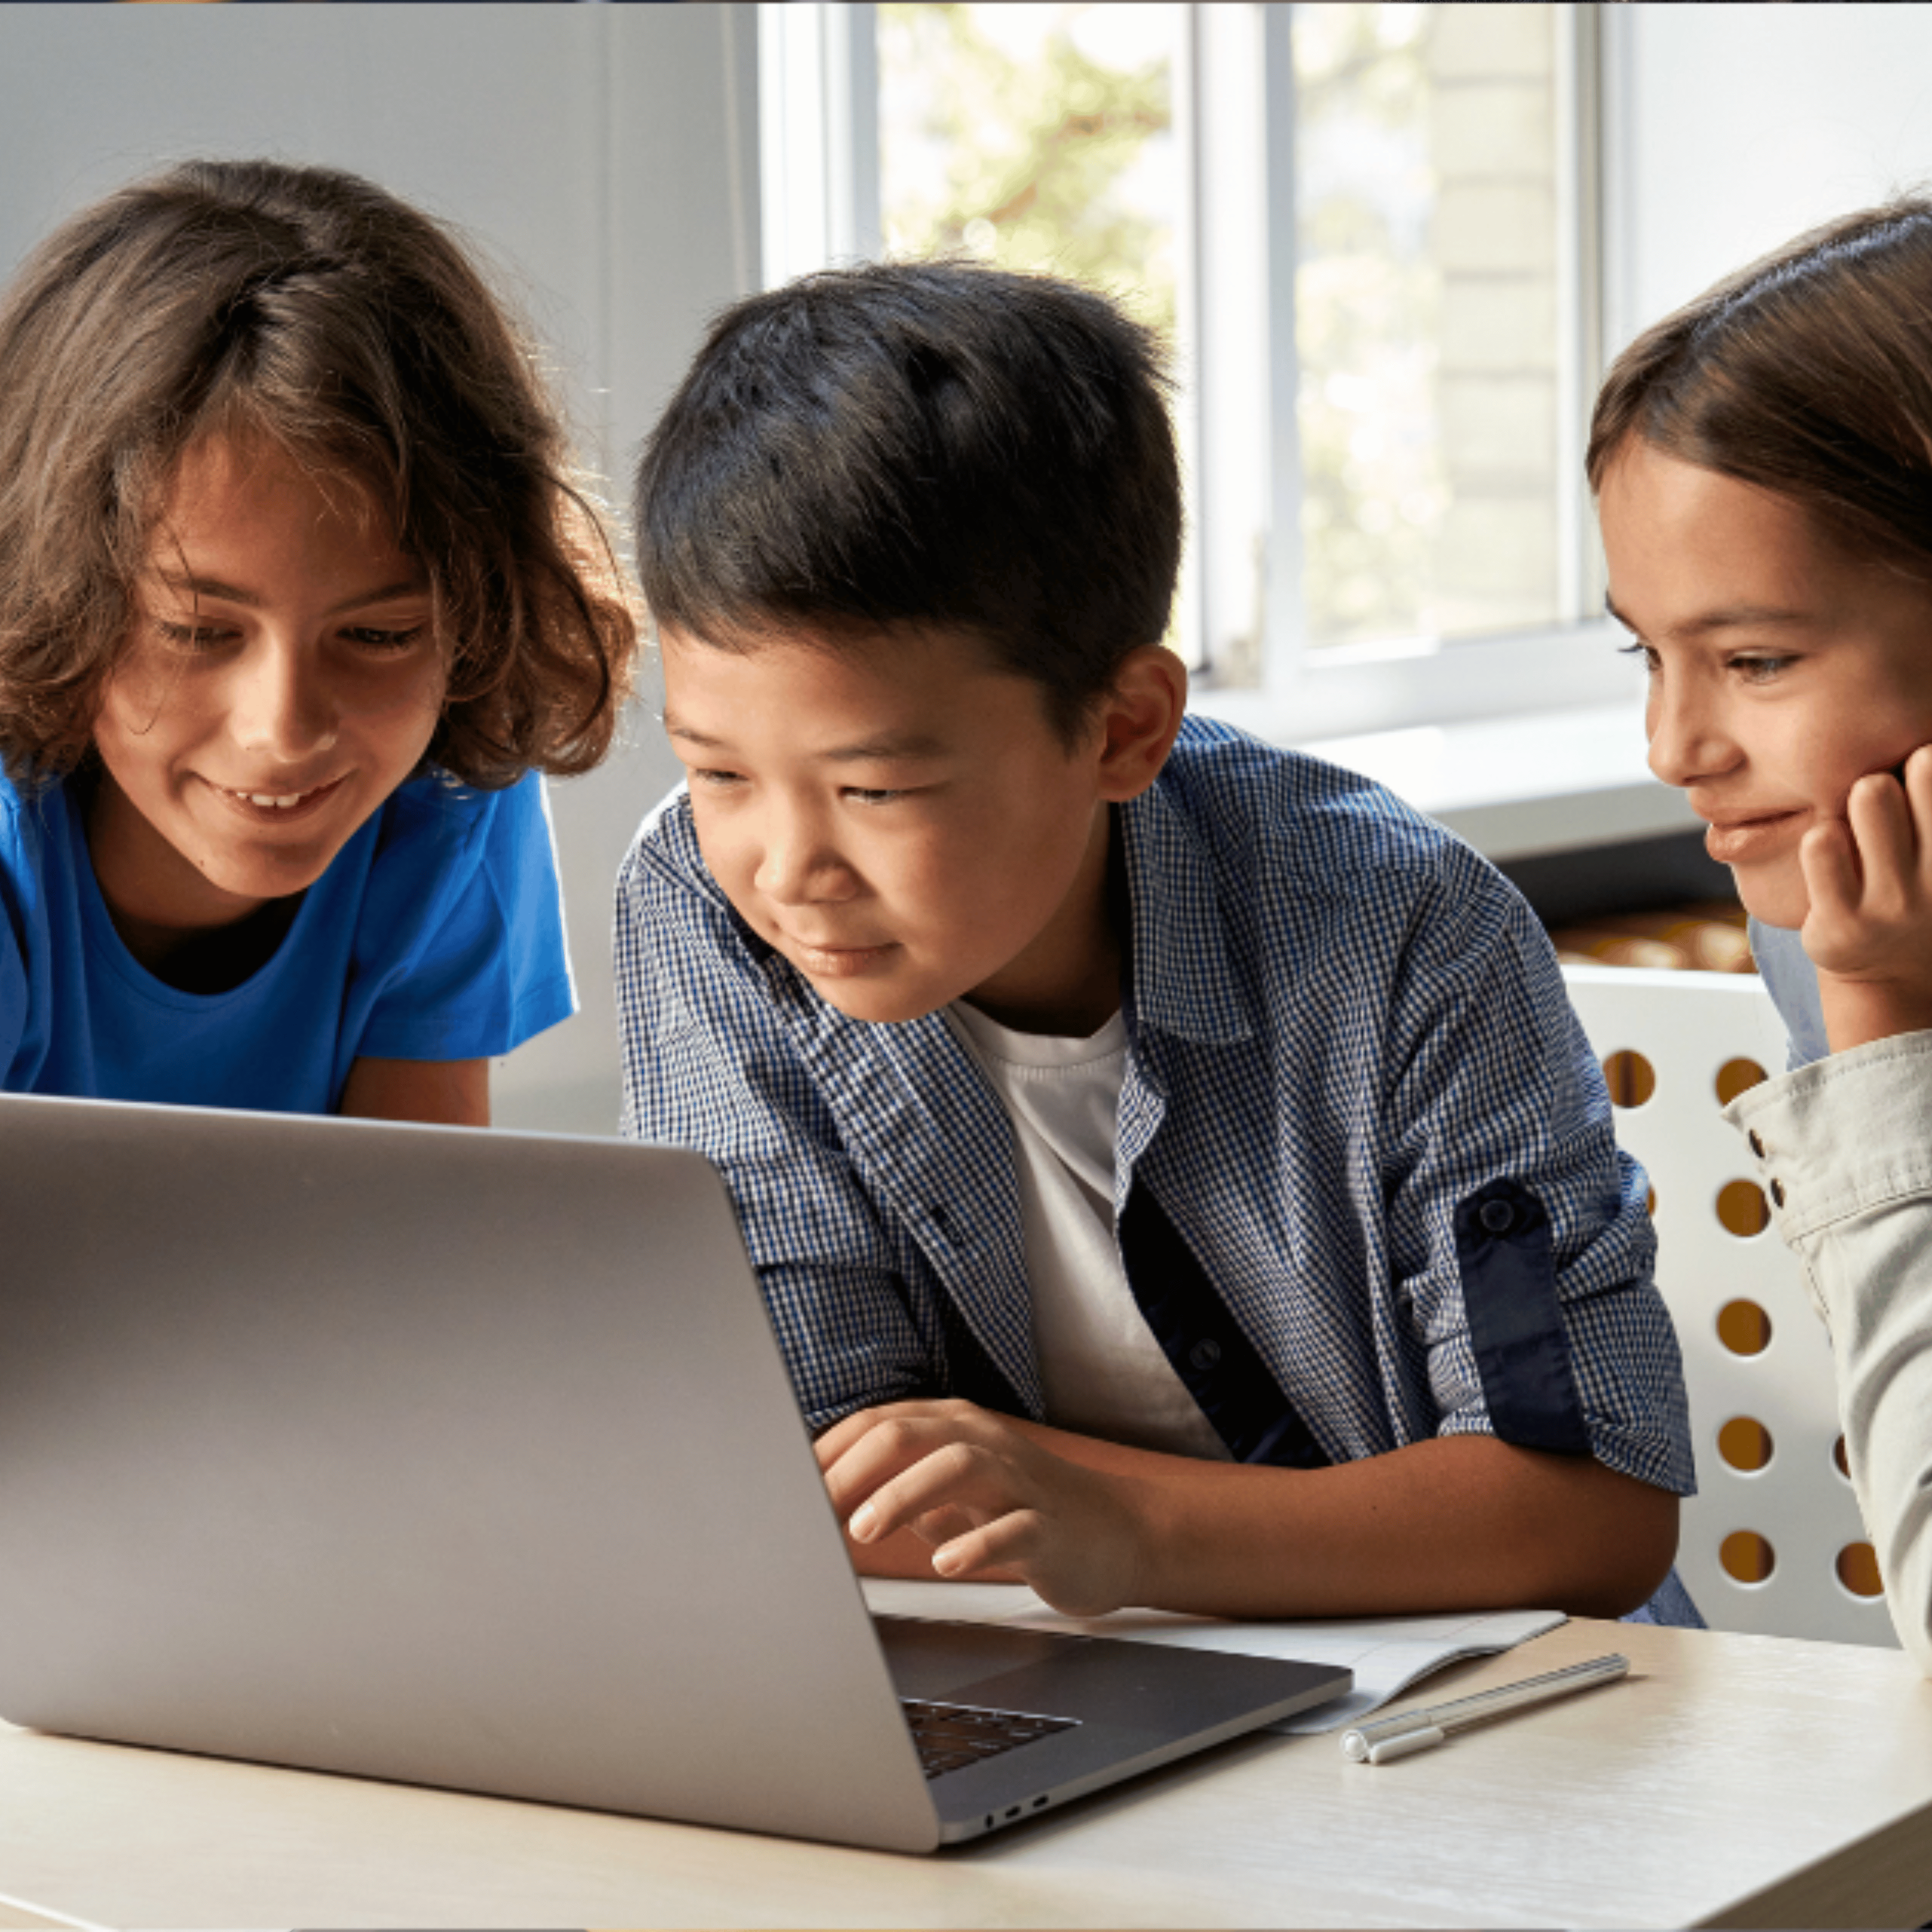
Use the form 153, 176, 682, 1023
338, 1055, 489, 1126
1021, 1423, 1675, 1619
1731, 1038, 1932, 1673
846, 1417, 1675, 1619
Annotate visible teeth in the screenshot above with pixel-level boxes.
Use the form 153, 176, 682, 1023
233, 789, 307, 809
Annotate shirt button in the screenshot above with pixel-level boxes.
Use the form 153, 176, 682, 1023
1480, 1199, 1516, 1235
1189, 1339, 1223, 1371
1769, 1177, 1786, 1209
1749, 1130, 1766, 1158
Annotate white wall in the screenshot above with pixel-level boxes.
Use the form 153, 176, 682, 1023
1609, 2, 1932, 349
0, 4, 758, 1136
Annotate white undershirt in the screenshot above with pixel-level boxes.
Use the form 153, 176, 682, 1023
944, 1002, 1230, 1461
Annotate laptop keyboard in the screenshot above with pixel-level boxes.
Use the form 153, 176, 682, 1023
901, 1698, 1078, 1780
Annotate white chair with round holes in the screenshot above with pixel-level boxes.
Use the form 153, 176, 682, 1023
1561, 963, 1897, 1648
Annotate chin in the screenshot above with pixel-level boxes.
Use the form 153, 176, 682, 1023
1730, 863, 1808, 933
204, 847, 341, 904
820, 991, 940, 1026
804, 976, 946, 1026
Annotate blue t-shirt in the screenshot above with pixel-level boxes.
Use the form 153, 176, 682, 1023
1748, 919, 1830, 1070
0, 768, 574, 1113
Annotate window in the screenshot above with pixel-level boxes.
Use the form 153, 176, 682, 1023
760, 2, 1631, 741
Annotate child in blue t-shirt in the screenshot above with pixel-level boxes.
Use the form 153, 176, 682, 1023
1592, 197, 1932, 1670
0, 159, 637, 1122
616, 262, 1696, 1623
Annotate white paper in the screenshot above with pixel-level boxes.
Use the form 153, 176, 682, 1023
861, 1578, 1565, 1733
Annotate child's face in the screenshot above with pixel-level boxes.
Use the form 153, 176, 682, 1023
89, 435, 444, 933
1599, 439, 1932, 929
660, 625, 1126, 1031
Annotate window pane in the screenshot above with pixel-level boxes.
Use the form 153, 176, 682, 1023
876, 3, 1184, 344
1295, 2, 1565, 650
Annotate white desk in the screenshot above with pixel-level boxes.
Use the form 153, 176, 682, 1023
4, 1617, 1930, 1929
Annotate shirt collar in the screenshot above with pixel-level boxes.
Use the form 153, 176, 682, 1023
1116, 768, 1256, 1048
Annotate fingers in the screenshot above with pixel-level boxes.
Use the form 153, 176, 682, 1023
812, 1408, 877, 1471
846, 1434, 1020, 1547
814, 1404, 1143, 1616
907, 1502, 982, 1548
812, 1396, 980, 1472
1799, 817, 1862, 933
1844, 769, 1918, 916
819, 1404, 996, 1520
929, 1506, 1052, 1581
1802, 758, 1932, 979
1907, 744, 1932, 875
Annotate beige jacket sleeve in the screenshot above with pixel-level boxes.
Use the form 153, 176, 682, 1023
1725, 1035, 1932, 1674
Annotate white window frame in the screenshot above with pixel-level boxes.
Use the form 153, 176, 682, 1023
756, 1, 1636, 745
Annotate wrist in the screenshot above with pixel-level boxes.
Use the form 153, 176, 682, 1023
1108, 1465, 1181, 1611
1816, 972, 1932, 1054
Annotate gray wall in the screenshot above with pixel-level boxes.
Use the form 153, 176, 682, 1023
1611, 2, 1932, 348
0, 3, 758, 1134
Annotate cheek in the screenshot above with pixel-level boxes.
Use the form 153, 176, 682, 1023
351, 658, 445, 729
97, 646, 190, 739
685, 795, 758, 893
1791, 718, 1902, 809
93, 664, 204, 774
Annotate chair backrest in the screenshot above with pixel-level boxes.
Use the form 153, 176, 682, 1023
1561, 964, 1895, 1648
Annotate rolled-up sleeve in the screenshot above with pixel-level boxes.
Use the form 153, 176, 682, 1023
1380, 869, 1696, 1497
1726, 1037, 1932, 1674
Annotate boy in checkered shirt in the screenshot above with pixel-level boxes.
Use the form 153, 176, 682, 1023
617, 261, 1696, 1623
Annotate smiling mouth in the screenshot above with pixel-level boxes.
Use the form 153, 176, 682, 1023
210, 776, 346, 819
784, 935, 897, 974
1702, 808, 1805, 863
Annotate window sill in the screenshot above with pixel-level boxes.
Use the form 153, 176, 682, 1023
1208, 699, 1700, 864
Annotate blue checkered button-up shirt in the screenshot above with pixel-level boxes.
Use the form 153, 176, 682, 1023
616, 717, 1694, 1500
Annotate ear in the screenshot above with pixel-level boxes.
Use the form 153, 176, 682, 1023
1093, 645, 1188, 803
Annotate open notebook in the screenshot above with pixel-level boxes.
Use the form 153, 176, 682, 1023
862, 1580, 1564, 1734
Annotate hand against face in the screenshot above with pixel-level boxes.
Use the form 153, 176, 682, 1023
814, 1399, 1147, 1619
1801, 743, 1932, 1049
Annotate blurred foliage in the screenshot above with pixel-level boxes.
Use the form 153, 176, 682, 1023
877, 2, 1558, 662
1292, 3, 1443, 648
877, 3, 1177, 341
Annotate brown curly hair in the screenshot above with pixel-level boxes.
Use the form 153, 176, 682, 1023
0, 157, 637, 790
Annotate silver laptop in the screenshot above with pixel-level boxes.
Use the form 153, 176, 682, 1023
0, 1092, 1348, 1852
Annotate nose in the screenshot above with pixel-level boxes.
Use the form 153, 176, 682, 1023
228, 637, 340, 764
1645, 670, 1738, 790
752, 796, 856, 906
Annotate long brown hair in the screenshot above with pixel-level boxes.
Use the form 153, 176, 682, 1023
1587, 196, 1932, 581
0, 158, 637, 788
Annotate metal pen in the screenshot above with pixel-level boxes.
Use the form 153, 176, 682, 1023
1340, 1652, 1629, 1764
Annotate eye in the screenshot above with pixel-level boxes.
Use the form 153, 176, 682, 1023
341, 623, 429, 653
842, 787, 911, 806
689, 766, 745, 790
154, 618, 239, 652
1730, 653, 1793, 685
1615, 639, 1659, 674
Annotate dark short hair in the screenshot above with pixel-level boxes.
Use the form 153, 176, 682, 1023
633, 260, 1180, 742
0, 157, 638, 788
1588, 196, 1932, 581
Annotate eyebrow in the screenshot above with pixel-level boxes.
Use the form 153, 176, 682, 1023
1603, 591, 1815, 638
663, 716, 949, 761
152, 573, 429, 619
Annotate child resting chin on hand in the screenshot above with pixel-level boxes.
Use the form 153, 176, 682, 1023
1594, 197, 1932, 1672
